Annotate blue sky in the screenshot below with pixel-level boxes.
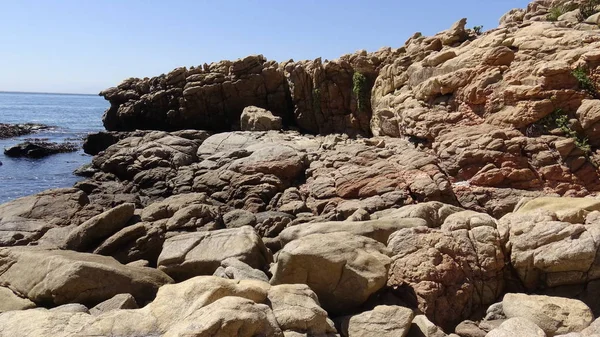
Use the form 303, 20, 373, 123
0, 0, 530, 94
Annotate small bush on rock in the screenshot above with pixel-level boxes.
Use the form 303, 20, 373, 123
577, 0, 600, 21
473, 25, 483, 35
540, 108, 591, 154
352, 72, 368, 113
572, 67, 597, 96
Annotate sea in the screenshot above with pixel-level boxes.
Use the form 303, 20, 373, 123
0, 92, 108, 203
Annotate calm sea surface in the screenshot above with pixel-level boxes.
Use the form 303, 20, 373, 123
0, 92, 107, 203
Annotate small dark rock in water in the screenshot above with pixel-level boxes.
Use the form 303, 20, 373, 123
0, 123, 51, 139
4, 141, 78, 158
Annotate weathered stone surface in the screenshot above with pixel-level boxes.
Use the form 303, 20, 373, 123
89, 293, 138, 316
338, 305, 414, 337
268, 284, 337, 336
0, 247, 173, 307
499, 198, 600, 291
277, 216, 426, 247
0, 276, 338, 337
213, 257, 270, 282
503, 293, 594, 336
0, 188, 103, 247
270, 232, 391, 315
387, 211, 505, 330
158, 226, 272, 281
0, 286, 35, 313
63, 203, 135, 251
407, 314, 448, 337
485, 317, 546, 337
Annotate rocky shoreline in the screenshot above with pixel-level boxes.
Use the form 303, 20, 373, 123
0, 123, 50, 139
2, 1, 600, 336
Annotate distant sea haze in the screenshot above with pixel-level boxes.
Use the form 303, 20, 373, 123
0, 91, 107, 203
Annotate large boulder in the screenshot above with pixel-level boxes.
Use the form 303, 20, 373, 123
338, 305, 414, 337
0, 247, 173, 306
157, 226, 272, 281
499, 198, 600, 295
240, 106, 283, 131
268, 284, 338, 336
63, 203, 135, 251
270, 232, 391, 315
486, 317, 546, 337
0, 286, 35, 313
0, 188, 103, 247
387, 210, 505, 330
502, 293, 594, 336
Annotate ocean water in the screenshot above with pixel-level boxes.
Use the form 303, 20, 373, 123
0, 92, 107, 203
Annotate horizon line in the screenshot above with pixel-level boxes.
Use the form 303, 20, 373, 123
0, 90, 98, 97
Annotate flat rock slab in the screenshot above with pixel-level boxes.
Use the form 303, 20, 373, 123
158, 226, 272, 281
0, 246, 173, 307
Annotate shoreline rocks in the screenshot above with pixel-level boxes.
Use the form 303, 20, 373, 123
2, 1, 600, 336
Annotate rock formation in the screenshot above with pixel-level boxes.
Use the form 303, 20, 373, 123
2, 0, 600, 336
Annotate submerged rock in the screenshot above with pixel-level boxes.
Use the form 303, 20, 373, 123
0, 123, 50, 139
4, 140, 78, 158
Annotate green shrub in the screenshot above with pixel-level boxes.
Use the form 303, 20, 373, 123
473, 25, 483, 35
352, 72, 368, 113
572, 67, 597, 96
540, 108, 591, 153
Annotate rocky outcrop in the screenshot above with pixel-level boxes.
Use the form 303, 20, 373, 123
100, 49, 402, 136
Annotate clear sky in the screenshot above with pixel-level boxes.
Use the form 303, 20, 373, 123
0, 0, 530, 94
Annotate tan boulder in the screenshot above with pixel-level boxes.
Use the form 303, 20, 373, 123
0, 286, 35, 313
503, 293, 594, 336
158, 226, 272, 281
485, 317, 546, 337
338, 305, 414, 337
0, 246, 172, 306
268, 284, 337, 336
0, 188, 102, 247
240, 106, 283, 131
63, 203, 135, 251
499, 206, 600, 290
89, 293, 138, 316
270, 232, 391, 315
277, 217, 426, 246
